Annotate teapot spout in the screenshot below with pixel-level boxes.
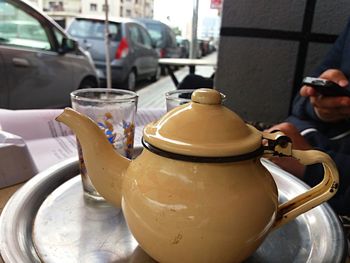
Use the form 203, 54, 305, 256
56, 108, 130, 207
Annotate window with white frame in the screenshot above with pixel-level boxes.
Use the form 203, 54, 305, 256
90, 3, 97, 11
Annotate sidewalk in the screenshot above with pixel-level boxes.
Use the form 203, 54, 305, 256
136, 52, 217, 109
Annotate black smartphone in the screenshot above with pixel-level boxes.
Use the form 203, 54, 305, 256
302, 77, 350, 97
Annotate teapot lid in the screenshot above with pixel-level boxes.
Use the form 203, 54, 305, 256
143, 89, 262, 158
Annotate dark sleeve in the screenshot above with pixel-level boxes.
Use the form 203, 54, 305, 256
302, 132, 350, 215
312, 18, 350, 77
291, 18, 350, 121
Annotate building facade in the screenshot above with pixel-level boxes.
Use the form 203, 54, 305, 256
27, 0, 154, 27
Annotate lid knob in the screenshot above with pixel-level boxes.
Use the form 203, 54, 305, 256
191, 88, 221, 105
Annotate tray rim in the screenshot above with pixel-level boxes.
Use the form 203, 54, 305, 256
0, 157, 79, 263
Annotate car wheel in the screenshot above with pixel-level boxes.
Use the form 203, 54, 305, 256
79, 77, 98, 89
160, 65, 168, 76
124, 70, 136, 91
151, 65, 161, 82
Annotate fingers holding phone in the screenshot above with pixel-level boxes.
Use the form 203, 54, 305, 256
301, 69, 350, 122
310, 91, 350, 122
312, 100, 350, 122
319, 69, 349, 87
300, 69, 349, 97
302, 77, 350, 97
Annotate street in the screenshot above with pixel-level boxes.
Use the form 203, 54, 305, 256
136, 52, 217, 109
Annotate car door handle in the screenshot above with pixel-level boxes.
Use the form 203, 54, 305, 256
12, 57, 30, 67
85, 43, 92, 49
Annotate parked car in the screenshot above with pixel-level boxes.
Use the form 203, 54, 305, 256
198, 39, 210, 57
0, 0, 99, 110
176, 36, 190, 58
67, 16, 160, 91
177, 39, 203, 59
135, 18, 182, 74
197, 38, 216, 57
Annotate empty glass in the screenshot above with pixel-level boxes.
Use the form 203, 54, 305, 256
166, 89, 226, 111
165, 89, 195, 111
71, 88, 138, 200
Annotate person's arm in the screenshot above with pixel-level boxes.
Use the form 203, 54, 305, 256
302, 70, 350, 122
312, 18, 350, 76
292, 18, 350, 121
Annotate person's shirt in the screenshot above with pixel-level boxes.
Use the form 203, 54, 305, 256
287, 17, 350, 215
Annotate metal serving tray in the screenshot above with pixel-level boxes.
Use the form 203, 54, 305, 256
0, 157, 347, 263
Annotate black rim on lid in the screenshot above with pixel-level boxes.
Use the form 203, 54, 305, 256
141, 137, 264, 163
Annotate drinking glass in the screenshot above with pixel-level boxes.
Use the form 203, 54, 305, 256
71, 88, 138, 200
165, 89, 195, 111
165, 89, 226, 111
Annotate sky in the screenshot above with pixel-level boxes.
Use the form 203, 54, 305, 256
153, 0, 220, 38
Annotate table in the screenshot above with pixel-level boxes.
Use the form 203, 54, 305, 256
158, 58, 216, 87
0, 184, 22, 215
0, 183, 22, 263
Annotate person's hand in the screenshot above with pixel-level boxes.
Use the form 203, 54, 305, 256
300, 69, 350, 122
266, 122, 311, 178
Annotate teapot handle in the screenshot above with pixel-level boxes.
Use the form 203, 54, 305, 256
262, 132, 339, 230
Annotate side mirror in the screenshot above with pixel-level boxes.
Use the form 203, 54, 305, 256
59, 38, 78, 54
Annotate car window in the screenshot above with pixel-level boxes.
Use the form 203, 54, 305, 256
0, 1, 51, 50
167, 28, 177, 48
53, 27, 75, 51
144, 23, 162, 43
54, 28, 64, 46
138, 26, 152, 48
128, 24, 142, 45
68, 19, 121, 41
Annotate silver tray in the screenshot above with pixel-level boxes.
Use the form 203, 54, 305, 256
0, 157, 347, 263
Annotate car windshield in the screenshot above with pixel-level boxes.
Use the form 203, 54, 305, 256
68, 19, 121, 41
0, 2, 51, 50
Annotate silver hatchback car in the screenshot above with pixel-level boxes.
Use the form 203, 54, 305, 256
67, 16, 160, 91
0, 0, 99, 109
